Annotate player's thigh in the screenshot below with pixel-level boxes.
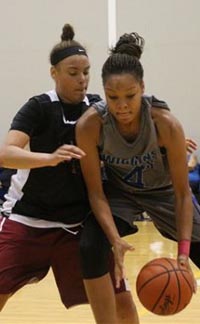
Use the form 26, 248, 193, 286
143, 192, 200, 241
0, 217, 50, 294
51, 229, 88, 308
80, 215, 111, 277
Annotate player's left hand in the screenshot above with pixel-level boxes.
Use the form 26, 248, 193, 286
178, 254, 197, 293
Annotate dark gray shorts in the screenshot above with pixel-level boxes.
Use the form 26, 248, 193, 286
104, 184, 200, 242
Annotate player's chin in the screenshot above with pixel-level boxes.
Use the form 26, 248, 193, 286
74, 90, 86, 103
116, 114, 132, 124
117, 118, 132, 125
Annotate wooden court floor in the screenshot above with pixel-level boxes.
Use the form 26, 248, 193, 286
1, 221, 200, 324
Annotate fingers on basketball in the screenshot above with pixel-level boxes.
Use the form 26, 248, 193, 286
136, 257, 194, 316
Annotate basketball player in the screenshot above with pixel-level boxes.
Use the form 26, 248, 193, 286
0, 25, 196, 323
76, 32, 200, 323
0, 23, 140, 323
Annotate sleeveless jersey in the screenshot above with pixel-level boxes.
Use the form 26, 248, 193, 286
93, 96, 172, 193
2, 90, 101, 223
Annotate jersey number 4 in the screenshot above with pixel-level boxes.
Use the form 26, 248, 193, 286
123, 165, 145, 188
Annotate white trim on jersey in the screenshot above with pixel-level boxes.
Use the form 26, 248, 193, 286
1, 169, 30, 215
46, 89, 59, 102
45, 89, 90, 105
0, 216, 6, 232
45, 89, 90, 125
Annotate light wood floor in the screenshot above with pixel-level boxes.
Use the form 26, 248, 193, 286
1, 221, 200, 324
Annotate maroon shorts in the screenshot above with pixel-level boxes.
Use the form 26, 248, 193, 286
0, 216, 128, 308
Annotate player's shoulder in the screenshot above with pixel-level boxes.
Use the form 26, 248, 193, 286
151, 106, 180, 130
86, 93, 102, 105
143, 95, 169, 110
152, 105, 184, 148
79, 105, 100, 125
28, 92, 53, 106
77, 104, 102, 136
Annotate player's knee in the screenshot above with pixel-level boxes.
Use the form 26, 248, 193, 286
116, 291, 138, 319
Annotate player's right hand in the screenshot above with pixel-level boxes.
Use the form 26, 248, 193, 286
186, 138, 197, 154
112, 238, 135, 288
49, 144, 86, 166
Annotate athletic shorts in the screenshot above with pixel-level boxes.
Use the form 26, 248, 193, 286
0, 216, 128, 308
80, 185, 200, 279
80, 215, 138, 278
104, 183, 200, 241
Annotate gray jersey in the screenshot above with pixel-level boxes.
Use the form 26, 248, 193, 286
92, 97, 200, 242
94, 96, 171, 193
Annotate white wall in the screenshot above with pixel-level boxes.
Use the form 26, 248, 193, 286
0, 0, 200, 157
117, 0, 200, 157
0, 0, 107, 141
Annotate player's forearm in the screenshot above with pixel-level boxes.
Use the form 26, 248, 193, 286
0, 145, 52, 169
175, 193, 193, 242
89, 194, 121, 245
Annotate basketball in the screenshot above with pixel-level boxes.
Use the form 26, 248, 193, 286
136, 257, 194, 315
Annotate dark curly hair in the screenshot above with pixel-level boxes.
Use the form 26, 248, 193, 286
102, 32, 145, 85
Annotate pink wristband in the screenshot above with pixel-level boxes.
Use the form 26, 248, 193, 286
178, 240, 190, 257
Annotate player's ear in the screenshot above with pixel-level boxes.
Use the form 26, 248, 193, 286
141, 80, 145, 94
50, 66, 57, 81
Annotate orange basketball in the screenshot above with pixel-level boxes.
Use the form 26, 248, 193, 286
136, 257, 194, 315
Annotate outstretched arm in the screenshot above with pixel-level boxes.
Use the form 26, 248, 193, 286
152, 108, 196, 290
0, 130, 85, 169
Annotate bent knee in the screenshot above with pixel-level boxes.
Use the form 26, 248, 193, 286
116, 291, 139, 323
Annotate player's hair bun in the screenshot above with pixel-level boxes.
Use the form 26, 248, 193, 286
61, 24, 75, 41
111, 32, 145, 59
